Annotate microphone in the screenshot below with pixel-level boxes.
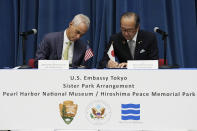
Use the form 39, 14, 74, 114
154, 27, 167, 36
20, 29, 37, 36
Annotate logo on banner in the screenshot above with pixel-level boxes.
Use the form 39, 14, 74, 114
86, 100, 111, 125
121, 103, 140, 121
59, 100, 78, 125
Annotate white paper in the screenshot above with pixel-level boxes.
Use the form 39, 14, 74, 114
38, 60, 69, 69
127, 60, 158, 69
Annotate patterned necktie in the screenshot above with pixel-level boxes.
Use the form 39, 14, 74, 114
63, 41, 71, 60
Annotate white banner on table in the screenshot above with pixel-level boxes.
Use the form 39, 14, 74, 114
0, 69, 197, 130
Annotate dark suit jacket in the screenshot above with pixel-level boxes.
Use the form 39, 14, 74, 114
99, 30, 159, 68
34, 31, 88, 68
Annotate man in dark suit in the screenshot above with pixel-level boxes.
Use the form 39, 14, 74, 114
99, 12, 159, 68
35, 14, 90, 68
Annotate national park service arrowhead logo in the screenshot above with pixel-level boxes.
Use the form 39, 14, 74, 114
59, 100, 78, 125
86, 100, 111, 125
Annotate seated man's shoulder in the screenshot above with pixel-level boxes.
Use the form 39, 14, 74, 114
43, 31, 63, 40
140, 30, 155, 37
75, 39, 88, 49
76, 39, 85, 44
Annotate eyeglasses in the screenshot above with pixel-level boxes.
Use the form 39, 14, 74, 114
120, 27, 136, 33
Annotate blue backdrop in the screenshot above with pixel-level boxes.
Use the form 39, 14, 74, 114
0, 0, 197, 68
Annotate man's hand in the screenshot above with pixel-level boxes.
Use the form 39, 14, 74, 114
107, 60, 119, 68
118, 62, 127, 68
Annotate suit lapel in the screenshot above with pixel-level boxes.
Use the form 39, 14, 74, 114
135, 30, 143, 59
72, 40, 84, 66
119, 33, 133, 60
72, 41, 78, 65
57, 32, 64, 59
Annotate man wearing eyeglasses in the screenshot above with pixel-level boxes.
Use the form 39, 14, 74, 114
99, 12, 159, 68
34, 14, 91, 68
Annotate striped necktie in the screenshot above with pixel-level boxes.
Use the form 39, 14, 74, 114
63, 41, 71, 60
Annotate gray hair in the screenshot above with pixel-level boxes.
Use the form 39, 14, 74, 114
72, 14, 90, 29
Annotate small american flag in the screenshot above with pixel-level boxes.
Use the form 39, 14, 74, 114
84, 46, 94, 61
